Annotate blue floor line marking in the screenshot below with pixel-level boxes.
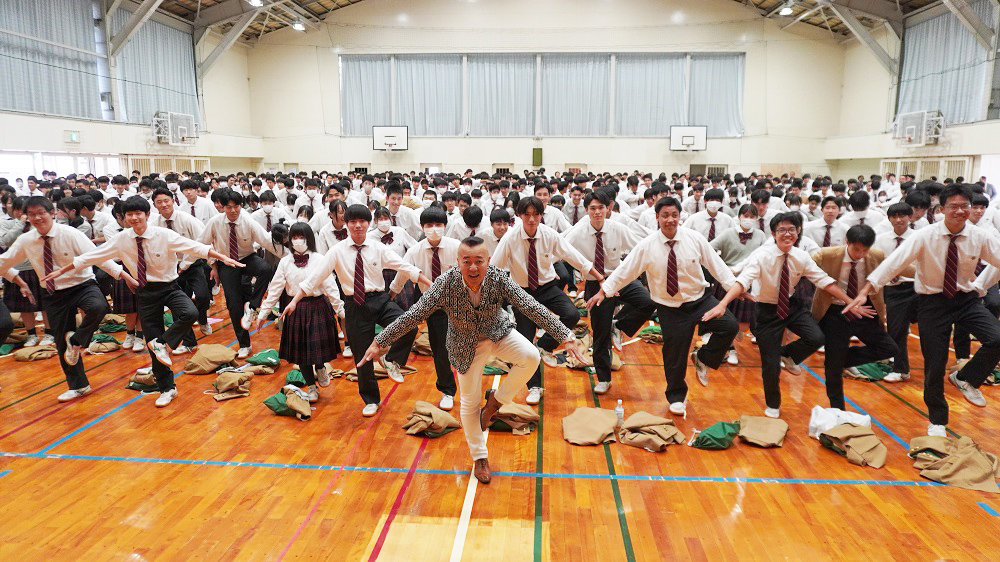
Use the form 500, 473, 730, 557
802, 365, 909, 450
979, 502, 1000, 516
0, 470, 9, 479
34, 324, 272, 455
0, 450, 947, 487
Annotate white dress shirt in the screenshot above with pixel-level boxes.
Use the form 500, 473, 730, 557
491, 223, 593, 289
389, 237, 461, 294
250, 207, 293, 232
541, 206, 571, 233
867, 221, 1000, 294
736, 244, 834, 304
563, 202, 586, 226
317, 222, 349, 254
445, 218, 482, 241
681, 195, 705, 216
74, 225, 211, 284
261, 252, 344, 317
151, 210, 205, 242
479, 227, 506, 256
370, 225, 417, 258
803, 219, 848, 248
683, 210, 735, 242
563, 219, 645, 278
198, 210, 279, 261
609, 211, 651, 238
873, 228, 915, 286
81, 213, 112, 242
602, 228, 736, 308
753, 208, 781, 232
387, 205, 421, 240
0, 223, 122, 289
831, 250, 868, 305
302, 236, 422, 297
838, 209, 887, 229
176, 196, 218, 225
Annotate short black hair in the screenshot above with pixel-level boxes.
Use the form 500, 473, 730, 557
848, 190, 870, 211
460, 236, 485, 249
122, 195, 151, 214
420, 206, 448, 226
463, 205, 483, 228
939, 184, 973, 207
288, 221, 317, 253
516, 196, 545, 216
583, 190, 611, 208
704, 188, 725, 202
846, 224, 876, 247
344, 204, 372, 223
654, 197, 682, 215
769, 211, 802, 233
738, 203, 757, 217
490, 209, 509, 224
886, 202, 913, 217
821, 195, 839, 208
25, 196, 54, 213
152, 187, 173, 201
219, 189, 244, 207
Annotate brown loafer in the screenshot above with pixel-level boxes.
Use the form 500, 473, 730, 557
473, 458, 491, 484
479, 390, 501, 431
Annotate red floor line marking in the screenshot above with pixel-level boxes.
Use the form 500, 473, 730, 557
367, 437, 430, 562
276, 383, 401, 562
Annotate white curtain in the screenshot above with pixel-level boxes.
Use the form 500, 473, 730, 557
540, 54, 610, 136
615, 54, 686, 136
467, 54, 535, 136
688, 54, 745, 138
0, 0, 102, 119
898, 0, 993, 125
395, 54, 462, 136
110, 8, 200, 126
340, 55, 391, 136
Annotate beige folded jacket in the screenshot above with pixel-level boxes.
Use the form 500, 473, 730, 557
562, 407, 618, 446
738, 415, 788, 448
618, 412, 685, 452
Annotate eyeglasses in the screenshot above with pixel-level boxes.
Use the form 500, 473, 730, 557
774, 227, 798, 234
944, 203, 971, 211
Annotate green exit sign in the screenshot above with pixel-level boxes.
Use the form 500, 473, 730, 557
64, 130, 81, 143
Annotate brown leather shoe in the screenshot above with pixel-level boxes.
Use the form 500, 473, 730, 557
479, 390, 501, 431
473, 458, 491, 484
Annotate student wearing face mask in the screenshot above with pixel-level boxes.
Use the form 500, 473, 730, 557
373, 206, 418, 308
683, 188, 734, 243
250, 190, 292, 233
255, 223, 344, 403
292, 178, 325, 216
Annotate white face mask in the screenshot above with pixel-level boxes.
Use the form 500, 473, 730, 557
297, 216, 309, 224
423, 225, 444, 241
261, 204, 273, 214
934, 212, 944, 222
506, 207, 515, 217
305, 189, 317, 199
877, 196, 887, 203
128, 182, 138, 190
140, 192, 152, 200
729, 197, 738, 203
492, 193, 503, 203
706, 201, 723, 212
376, 220, 391, 233
291, 238, 308, 253
363, 184, 374, 194
219, 181, 228, 188
421, 199, 433, 208
740, 217, 756, 231
167, 182, 179, 191
789, 205, 800, 212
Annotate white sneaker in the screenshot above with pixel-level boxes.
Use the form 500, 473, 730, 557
57, 385, 92, 402
212, 284, 221, 296
764, 407, 781, 419
135, 366, 152, 376
439, 394, 454, 410
568, 290, 578, 299
362, 403, 379, 417
540, 349, 559, 368
240, 304, 258, 331
780, 356, 802, 375
817, 345, 825, 354
882, 372, 904, 383
23, 334, 39, 347
39, 334, 55, 347
316, 366, 331, 387
845, 367, 863, 378
691, 350, 708, 387
726, 349, 738, 366
927, 424, 947, 437
669, 401, 686, 415
593, 381, 611, 394
611, 325, 623, 352
526, 387, 543, 405
132, 337, 145, 352
147, 340, 172, 366
122, 333, 135, 349
700, 333, 711, 345
172, 345, 195, 355
342, 345, 353, 358
949, 371, 986, 407
63, 331, 82, 366
155, 388, 177, 407
749, 334, 757, 345
306, 386, 319, 403
237, 347, 251, 359
381, 356, 405, 383
200, 322, 213, 336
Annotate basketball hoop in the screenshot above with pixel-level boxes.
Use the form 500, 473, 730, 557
385, 142, 396, 151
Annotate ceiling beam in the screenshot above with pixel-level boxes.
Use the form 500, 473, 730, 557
782, 5, 824, 30
827, 3, 897, 76
109, 0, 165, 58
194, 0, 265, 28
819, 0, 903, 36
198, 10, 257, 79
942, 0, 995, 51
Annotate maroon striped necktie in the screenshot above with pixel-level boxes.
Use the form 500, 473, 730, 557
942, 234, 959, 298
431, 246, 441, 280
777, 254, 790, 319
42, 235, 55, 293
708, 217, 716, 241
572, 205, 579, 224
896, 236, 903, 248
136, 236, 147, 288
391, 214, 397, 227
165, 219, 173, 231
353, 244, 366, 307
594, 231, 605, 277
823, 225, 831, 247
87, 219, 94, 239
228, 222, 239, 260
847, 260, 858, 300
265, 213, 271, 232
527, 238, 539, 290
665, 240, 678, 296
759, 217, 765, 231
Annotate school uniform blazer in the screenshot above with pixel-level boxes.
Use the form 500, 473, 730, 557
810, 246, 887, 329
375, 265, 573, 374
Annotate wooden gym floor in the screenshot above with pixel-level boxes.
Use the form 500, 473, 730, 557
0, 294, 997, 561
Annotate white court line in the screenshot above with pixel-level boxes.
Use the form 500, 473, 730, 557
449, 373, 502, 562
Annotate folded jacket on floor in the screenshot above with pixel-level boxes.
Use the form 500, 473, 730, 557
490, 403, 540, 435
738, 415, 788, 448
184, 344, 238, 374
619, 411, 685, 452
562, 407, 618, 446
908, 436, 1000, 493
212, 372, 252, 401
402, 400, 461, 437
126, 372, 158, 392
819, 423, 887, 469
13, 346, 57, 361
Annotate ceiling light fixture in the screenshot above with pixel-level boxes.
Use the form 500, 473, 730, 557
292, 20, 306, 31
779, 1, 795, 16
247, 0, 264, 7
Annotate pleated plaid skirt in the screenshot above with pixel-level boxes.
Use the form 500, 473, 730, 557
110, 277, 138, 314
3, 270, 42, 312
279, 295, 340, 366
713, 283, 756, 323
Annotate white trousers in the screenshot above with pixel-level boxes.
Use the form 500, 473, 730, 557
458, 330, 540, 460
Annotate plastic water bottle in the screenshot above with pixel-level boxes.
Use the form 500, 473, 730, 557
615, 399, 625, 427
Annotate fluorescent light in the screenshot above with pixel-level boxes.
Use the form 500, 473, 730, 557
247, 0, 264, 7
291, 20, 305, 31
779, 1, 794, 16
